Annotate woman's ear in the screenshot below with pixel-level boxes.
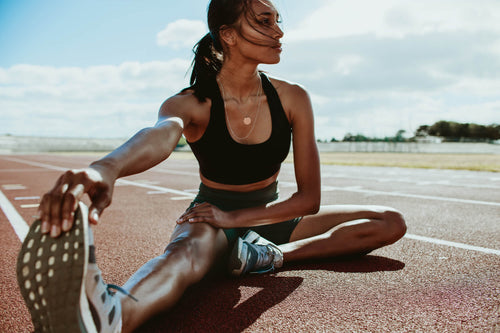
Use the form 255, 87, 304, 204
219, 26, 237, 46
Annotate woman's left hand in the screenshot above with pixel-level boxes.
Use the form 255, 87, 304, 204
176, 202, 232, 228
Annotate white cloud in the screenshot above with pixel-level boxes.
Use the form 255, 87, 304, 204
0, 60, 192, 138
285, 0, 500, 41
156, 19, 207, 49
267, 0, 500, 140
309, 93, 331, 108
332, 55, 364, 76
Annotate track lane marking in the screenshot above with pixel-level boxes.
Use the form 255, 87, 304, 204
321, 185, 500, 207
0, 189, 29, 241
405, 234, 500, 255
20, 204, 40, 209
322, 174, 500, 190
117, 179, 196, 197
1, 157, 67, 171
15, 196, 40, 201
2, 184, 27, 190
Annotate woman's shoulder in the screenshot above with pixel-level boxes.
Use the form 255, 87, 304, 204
162, 88, 205, 107
159, 88, 211, 118
266, 74, 311, 108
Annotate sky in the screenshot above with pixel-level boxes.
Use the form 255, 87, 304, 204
1, 0, 499, 140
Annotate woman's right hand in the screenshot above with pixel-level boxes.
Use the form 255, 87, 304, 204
38, 166, 115, 238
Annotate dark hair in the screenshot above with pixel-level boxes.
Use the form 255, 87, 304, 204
188, 0, 249, 102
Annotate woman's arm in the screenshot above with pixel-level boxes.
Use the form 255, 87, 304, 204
179, 83, 321, 228
39, 94, 193, 237
91, 115, 184, 180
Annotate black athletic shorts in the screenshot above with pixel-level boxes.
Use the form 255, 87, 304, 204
188, 182, 301, 246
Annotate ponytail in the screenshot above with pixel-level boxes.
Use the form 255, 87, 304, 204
188, 32, 223, 102
186, 0, 250, 101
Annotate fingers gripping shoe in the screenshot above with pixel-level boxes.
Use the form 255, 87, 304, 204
229, 230, 284, 276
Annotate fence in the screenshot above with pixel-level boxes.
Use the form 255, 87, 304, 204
1, 136, 499, 154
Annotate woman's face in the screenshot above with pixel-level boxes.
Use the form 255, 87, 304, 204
231, 0, 284, 64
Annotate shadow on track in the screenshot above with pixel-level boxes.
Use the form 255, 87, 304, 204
281, 254, 406, 273
136, 255, 404, 332
136, 275, 303, 333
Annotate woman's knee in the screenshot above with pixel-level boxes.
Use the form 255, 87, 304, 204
380, 208, 407, 243
163, 223, 222, 282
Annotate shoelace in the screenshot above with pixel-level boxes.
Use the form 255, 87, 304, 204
255, 245, 275, 268
106, 284, 139, 302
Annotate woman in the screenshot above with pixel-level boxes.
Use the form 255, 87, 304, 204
17, 0, 406, 332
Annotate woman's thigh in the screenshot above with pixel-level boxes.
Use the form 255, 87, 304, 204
289, 204, 401, 242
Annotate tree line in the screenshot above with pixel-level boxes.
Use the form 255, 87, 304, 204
320, 121, 500, 143
414, 121, 499, 142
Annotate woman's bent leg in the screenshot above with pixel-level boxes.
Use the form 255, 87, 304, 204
281, 205, 406, 262
119, 222, 227, 333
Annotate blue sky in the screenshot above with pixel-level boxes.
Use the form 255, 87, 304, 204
0, 0, 208, 66
1, 0, 499, 140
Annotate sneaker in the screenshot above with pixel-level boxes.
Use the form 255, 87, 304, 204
85, 225, 136, 333
17, 202, 134, 333
17, 201, 91, 332
228, 230, 284, 276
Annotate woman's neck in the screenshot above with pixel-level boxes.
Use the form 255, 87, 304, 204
217, 63, 261, 102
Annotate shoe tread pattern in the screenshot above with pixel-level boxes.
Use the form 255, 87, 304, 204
16, 207, 87, 333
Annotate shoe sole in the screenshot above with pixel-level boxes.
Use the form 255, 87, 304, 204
16, 202, 93, 333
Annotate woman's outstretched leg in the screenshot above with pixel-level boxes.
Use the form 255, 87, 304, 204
118, 222, 228, 332
17, 201, 228, 333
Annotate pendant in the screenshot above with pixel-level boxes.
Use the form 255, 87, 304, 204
243, 117, 252, 125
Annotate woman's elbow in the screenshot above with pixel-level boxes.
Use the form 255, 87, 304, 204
294, 189, 320, 215
304, 195, 321, 215
308, 200, 320, 215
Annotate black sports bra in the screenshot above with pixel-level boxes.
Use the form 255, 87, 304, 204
187, 73, 291, 185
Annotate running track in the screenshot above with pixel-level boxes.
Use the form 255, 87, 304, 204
1, 154, 499, 332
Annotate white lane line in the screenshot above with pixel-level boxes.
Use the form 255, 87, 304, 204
323, 174, 500, 190
0, 190, 29, 241
20, 204, 40, 209
117, 179, 196, 197
0, 157, 196, 197
405, 234, 500, 256
15, 196, 40, 201
2, 156, 196, 198
1, 157, 67, 171
152, 169, 199, 177
171, 197, 197, 201
2, 184, 27, 190
0, 168, 50, 173
321, 185, 500, 207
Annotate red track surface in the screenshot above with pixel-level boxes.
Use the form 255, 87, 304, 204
1, 154, 499, 332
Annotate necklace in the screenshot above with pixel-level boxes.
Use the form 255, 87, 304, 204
217, 75, 263, 141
